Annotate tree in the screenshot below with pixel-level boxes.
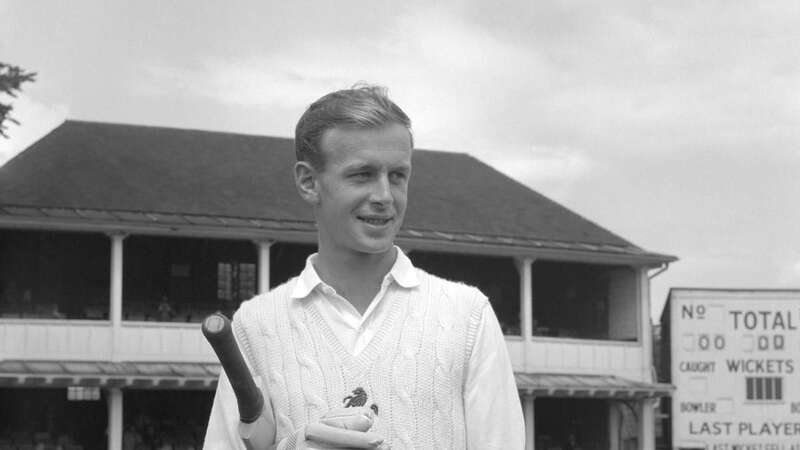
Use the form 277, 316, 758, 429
0, 62, 37, 138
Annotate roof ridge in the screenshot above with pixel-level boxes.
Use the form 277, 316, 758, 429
62, 120, 477, 156
63, 119, 294, 140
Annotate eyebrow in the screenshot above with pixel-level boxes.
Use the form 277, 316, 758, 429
341, 162, 412, 173
343, 163, 375, 172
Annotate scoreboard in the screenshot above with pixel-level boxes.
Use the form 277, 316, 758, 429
669, 289, 800, 450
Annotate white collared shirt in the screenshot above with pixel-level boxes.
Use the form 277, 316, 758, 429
289, 247, 420, 356
204, 247, 525, 449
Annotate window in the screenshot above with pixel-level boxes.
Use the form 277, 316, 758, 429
217, 263, 232, 300
746, 377, 782, 401
531, 261, 637, 340
239, 263, 256, 299
217, 262, 257, 302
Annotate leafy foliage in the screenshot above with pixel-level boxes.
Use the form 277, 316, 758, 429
1, 62, 37, 138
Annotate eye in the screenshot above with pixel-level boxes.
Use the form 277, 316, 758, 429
389, 171, 407, 183
350, 172, 370, 180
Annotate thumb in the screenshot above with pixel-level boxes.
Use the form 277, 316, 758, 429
319, 407, 375, 432
305, 423, 384, 449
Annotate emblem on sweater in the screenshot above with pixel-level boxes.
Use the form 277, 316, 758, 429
344, 387, 379, 415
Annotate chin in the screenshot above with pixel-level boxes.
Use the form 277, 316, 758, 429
354, 239, 395, 255
359, 244, 394, 255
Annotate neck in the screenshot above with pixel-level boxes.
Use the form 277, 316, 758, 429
314, 245, 397, 314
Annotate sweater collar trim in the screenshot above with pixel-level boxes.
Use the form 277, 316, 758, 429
290, 246, 419, 299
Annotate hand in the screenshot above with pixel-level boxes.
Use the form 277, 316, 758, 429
318, 407, 374, 431
277, 407, 385, 450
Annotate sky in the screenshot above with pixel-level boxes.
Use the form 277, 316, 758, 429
1, 0, 798, 321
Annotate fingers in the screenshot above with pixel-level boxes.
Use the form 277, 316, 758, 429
319, 407, 374, 432
305, 423, 384, 449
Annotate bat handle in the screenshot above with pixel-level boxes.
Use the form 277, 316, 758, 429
202, 312, 264, 423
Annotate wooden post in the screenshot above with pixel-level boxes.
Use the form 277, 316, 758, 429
108, 232, 126, 362
524, 394, 535, 450
107, 388, 123, 450
255, 240, 273, 294
516, 258, 533, 369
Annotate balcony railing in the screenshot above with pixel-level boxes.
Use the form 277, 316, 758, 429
0, 319, 217, 363
0, 318, 647, 381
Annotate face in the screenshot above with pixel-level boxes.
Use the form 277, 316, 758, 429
296, 123, 413, 259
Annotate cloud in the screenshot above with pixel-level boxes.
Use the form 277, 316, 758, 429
484, 145, 594, 200
778, 260, 800, 285
392, 6, 547, 78
490, 145, 592, 181
0, 94, 67, 167
138, 60, 350, 111
132, 5, 544, 137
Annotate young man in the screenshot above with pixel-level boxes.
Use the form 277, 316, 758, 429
204, 86, 524, 449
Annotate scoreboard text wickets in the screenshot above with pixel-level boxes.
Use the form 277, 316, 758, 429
669, 290, 800, 449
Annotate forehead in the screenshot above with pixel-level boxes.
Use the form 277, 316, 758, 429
318, 124, 413, 168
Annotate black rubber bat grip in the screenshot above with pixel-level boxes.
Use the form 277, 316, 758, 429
202, 312, 264, 424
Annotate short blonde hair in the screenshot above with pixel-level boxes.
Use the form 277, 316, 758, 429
294, 84, 413, 170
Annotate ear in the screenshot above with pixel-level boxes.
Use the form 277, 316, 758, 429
294, 161, 320, 205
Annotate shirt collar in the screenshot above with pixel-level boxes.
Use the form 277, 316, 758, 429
290, 246, 419, 299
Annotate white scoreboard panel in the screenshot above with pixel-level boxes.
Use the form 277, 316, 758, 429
670, 290, 800, 450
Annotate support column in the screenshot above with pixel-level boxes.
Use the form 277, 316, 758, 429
107, 388, 123, 450
638, 400, 655, 450
516, 258, 533, 369
255, 240, 273, 294
524, 394, 535, 450
638, 268, 656, 449
108, 232, 126, 362
639, 268, 653, 381
109, 233, 126, 326
608, 402, 620, 450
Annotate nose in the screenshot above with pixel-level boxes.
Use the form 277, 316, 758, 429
369, 173, 393, 207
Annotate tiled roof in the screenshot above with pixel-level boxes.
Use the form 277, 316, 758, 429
514, 373, 674, 398
0, 359, 219, 389
0, 360, 674, 397
0, 120, 675, 263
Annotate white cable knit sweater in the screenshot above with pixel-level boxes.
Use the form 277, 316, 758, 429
232, 269, 487, 449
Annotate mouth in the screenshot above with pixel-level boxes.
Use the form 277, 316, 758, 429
357, 216, 393, 227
